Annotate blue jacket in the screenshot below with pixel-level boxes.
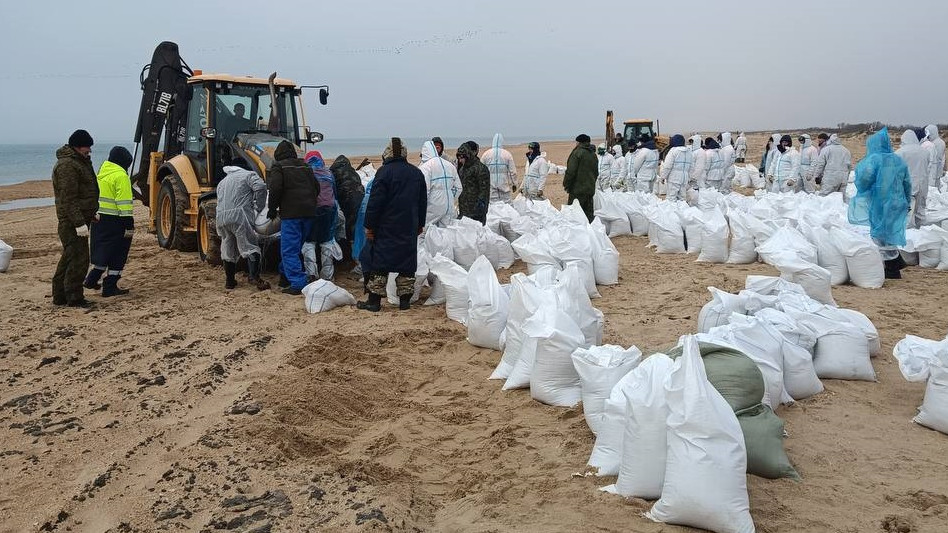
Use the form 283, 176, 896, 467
359, 157, 427, 273
848, 128, 912, 247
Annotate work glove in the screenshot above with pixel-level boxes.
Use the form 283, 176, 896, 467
267, 208, 278, 220
76, 225, 89, 238
815, 177, 822, 185
124, 229, 135, 239
786, 179, 796, 188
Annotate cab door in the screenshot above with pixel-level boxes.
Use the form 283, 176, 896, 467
183, 85, 212, 186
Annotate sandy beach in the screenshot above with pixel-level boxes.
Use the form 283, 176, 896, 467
1, 135, 947, 532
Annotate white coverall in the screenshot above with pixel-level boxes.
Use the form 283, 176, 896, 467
720, 132, 736, 192
896, 130, 931, 228
419, 140, 462, 228
597, 144, 614, 191
797, 134, 819, 193
763, 133, 781, 176
631, 145, 660, 193
688, 135, 706, 190
609, 145, 627, 190
660, 145, 694, 202
481, 133, 517, 202
735, 132, 747, 161
522, 152, 551, 199
812, 134, 852, 198
215, 165, 267, 263
767, 147, 801, 193
924, 124, 946, 189
703, 146, 726, 191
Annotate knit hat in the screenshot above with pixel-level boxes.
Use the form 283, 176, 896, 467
68, 129, 94, 148
382, 137, 408, 162
107, 146, 133, 170
780, 134, 793, 146
575, 134, 591, 143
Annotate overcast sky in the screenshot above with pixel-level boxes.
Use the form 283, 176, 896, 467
1, 0, 946, 144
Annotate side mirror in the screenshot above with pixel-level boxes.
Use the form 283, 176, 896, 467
318, 88, 329, 106
201, 127, 217, 139
307, 130, 324, 143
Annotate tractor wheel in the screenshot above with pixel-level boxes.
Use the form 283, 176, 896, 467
198, 199, 222, 266
155, 173, 197, 251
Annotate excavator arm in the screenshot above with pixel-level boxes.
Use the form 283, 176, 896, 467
132, 41, 193, 205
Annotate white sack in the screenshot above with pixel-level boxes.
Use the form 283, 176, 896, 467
588, 219, 620, 285
302, 279, 357, 313
726, 211, 759, 264
697, 287, 746, 333
571, 345, 643, 435
466, 256, 510, 350
428, 254, 470, 324
772, 251, 836, 306
492, 274, 556, 380
525, 308, 587, 407
696, 206, 730, 263
830, 228, 884, 289
0, 239, 11, 272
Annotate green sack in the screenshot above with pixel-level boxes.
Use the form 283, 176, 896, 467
736, 404, 800, 480
666, 341, 765, 412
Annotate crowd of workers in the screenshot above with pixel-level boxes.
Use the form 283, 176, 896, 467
46, 123, 946, 309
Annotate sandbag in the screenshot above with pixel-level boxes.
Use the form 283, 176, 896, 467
647, 336, 755, 533
388, 247, 429, 305
893, 335, 948, 434
466, 256, 510, 350
610, 354, 675, 499
0, 239, 11, 272
553, 265, 605, 347
571, 345, 643, 435
253, 206, 280, 236
492, 274, 556, 381
678, 206, 704, 254
726, 210, 759, 264
428, 254, 470, 324
648, 204, 686, 254
451, 226, 480, 270
477, 230, 516, 270
697, 287, 746, 333
757, 226, 818, 265
792, 312, 875, 381
525, 307, 586, 407
588, 219, 620, 286
772, 251, 836, 306
423, 224, 454, 262
302, 279, 356, 313
836, 308, 881, 357
736, 404, 800, 480
830, 228, 884, 289
511, 233, 558, 272
696, 206, 730, 263
811, 227, 849, 285
588, 370, 637, 475
744, 275, 808, 297
706, 317, 792, 408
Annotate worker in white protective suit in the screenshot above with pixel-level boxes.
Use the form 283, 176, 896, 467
895, 130, 931, 228
596, 143, 614, 191
703, 137, 727, 191
660, 134, 694, 201
688, 134, 706, 192
766, 134, 801, 193
609, 145, 627, 190
735, 132, 747, 162
719, 132, 736, 192
419, 140, 462, 228
521, 142, 551, 199
762, 133, 781, 177
215, 160, 270, 290
480, 133, 517, 202
797, 134, 819, 193
923, 124, 946, 191
631, 136, 660, 193
812, 134, 852, 198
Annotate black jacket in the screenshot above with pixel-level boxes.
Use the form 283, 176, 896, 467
359, 157, 427, 274
267, 141, 318, 219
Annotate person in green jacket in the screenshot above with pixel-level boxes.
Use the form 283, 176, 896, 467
563, 134, 599, 221
455, 141, 490, 224
83, 146, 135, 297
52, 129, 99, 307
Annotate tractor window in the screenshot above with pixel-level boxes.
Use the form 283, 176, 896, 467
185, 87, 208, 153
624, 124, 655, 144
211, 85, 299, 142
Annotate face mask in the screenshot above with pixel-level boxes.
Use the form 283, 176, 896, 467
778, 144, 788, 153
597, 149, 605, 155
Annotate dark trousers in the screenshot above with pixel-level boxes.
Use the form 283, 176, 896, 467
568, 194, 594, 222
52, 221, 89, 303
90, 215, 133, 274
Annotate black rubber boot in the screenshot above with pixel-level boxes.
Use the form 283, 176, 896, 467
247, 254, 270, 290
83, 268, 104, 290
102, 275, 130, 297
224, 261, 238, 289
399, 294, 411, 310
357, 293, 382, 312
278, 273, 290, 288
883, 258, 904, 279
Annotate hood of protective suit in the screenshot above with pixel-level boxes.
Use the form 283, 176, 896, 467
721, 132, 732, 147
926, 124, 939, 141
901, 130, 920, 147
274, 140, 298, 161
611, 145, 623, 157
492, 133, 504, 152
689, 135, 702, 151
828, 134, 841, 145
420, 140, 439, 163
866, 128, 893, 155
800, 134, 812, 149
771, 134, 781, 145
670, 134, 685, 148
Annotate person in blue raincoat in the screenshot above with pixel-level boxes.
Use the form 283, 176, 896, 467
848, 128, 913, 279
357, 138, 427, 311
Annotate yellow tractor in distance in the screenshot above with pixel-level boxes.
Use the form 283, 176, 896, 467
131, 41, 328, 265
622, 118, 669, 153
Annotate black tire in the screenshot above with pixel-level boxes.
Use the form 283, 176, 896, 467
198, 199, 222, 266
155, 174, 196, 251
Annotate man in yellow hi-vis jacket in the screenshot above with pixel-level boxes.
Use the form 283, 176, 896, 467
83, 146, 135, 297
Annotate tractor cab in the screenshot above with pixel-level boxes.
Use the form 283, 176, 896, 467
623, 119, 657, 144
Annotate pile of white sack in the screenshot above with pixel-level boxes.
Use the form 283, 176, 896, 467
893, 334, 948, 435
